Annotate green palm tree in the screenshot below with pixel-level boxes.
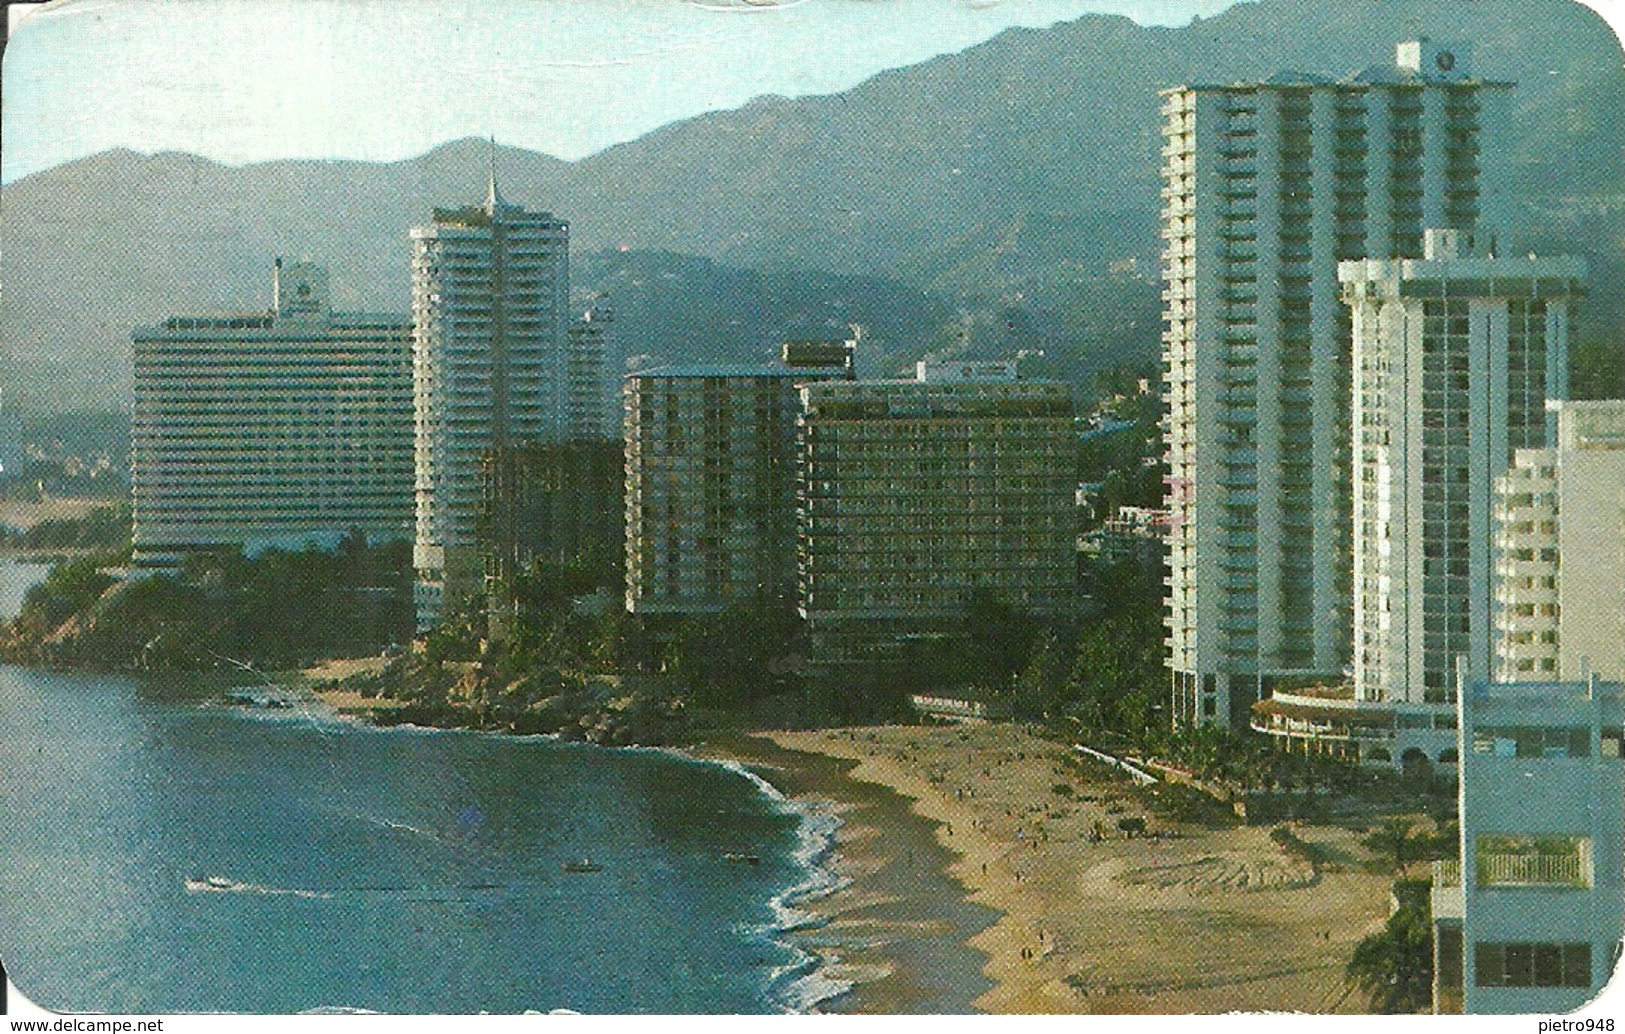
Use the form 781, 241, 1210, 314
1346, 900, 1433, 1013
1364, 817, 1426, 876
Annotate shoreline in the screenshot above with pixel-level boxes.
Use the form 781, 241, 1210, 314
694, 733, 999, 1014
284, 690, 1395, 1014
0, 651, 1402, 1015
259, 682, 992, 1013
749, 724, 1395, 1014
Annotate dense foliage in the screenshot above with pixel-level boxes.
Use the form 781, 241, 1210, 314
0, 535, 412, 670
0, 502, 132, 552
1569, 336, 1625, 401
1346, 879, 1435, 1013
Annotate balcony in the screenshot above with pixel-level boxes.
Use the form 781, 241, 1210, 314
1477, 851, 1589, 889
1432, 859, 1464, 920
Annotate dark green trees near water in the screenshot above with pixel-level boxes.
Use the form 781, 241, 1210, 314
0, 534, 413, 670
1346, 880, 1435, 1013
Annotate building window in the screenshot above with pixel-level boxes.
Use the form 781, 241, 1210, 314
1474, 942, 1591, 988
1471, 725, 1590, 758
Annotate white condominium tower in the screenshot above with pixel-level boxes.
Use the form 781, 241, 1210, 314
1341, 230, 1581, 705
411, 178, 570, 629
131, 260, 412, 569
1163, 39, 1513, 727
1495, 400, 1625, 684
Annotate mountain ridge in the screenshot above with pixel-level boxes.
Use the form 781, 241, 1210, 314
3, 0, 1620, 411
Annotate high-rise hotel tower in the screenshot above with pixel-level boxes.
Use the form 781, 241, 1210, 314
1342, 229, 1582, 705
411, 178, 570, 628
131, 261, 412, 570
1162, 40, 1513, 726
1495, 400, 1625, 686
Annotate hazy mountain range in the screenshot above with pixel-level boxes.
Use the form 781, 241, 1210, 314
2, 0, 1621, 413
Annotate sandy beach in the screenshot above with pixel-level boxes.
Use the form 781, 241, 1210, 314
729, 723, 1397, 1014
700, 733, 999, 1013
302, 656, 410, 715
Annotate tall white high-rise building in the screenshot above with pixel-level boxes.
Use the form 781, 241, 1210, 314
131, 260, 413, 568
411, 178, 570, 628
1341, 229, 1582, 704
1163, 39, 1514, 726
1495, 400, 1625, 684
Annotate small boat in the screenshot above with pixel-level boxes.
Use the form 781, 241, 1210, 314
186, 874, 237, 892
723, 852, 761, 866
225, 691, 293, 709
561, 859, 603, 874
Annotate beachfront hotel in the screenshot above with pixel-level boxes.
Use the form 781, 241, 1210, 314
622, 343, 852, 618
1250, 234, 1584, 772
1163, 39, 1514, 727
1495, 400, 1625, 685
1341, 229, 1582, 705
411, 178, 571, 629
796, 360, 1077, 652
130, 260, 412, 569
1431, 675, 1624, 1013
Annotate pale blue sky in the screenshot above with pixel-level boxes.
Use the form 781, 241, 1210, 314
1, 0, 1246, 183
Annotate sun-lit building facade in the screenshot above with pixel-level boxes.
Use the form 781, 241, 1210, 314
411, 181, 570, 628
131, 260, 412, 569
1163, 40, 1514, 726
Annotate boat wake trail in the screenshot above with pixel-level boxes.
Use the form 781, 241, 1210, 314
359, 814, 442, 842
185, 875, 331, 899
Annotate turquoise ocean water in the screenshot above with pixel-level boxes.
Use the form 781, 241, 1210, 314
0, 560, 837, 1014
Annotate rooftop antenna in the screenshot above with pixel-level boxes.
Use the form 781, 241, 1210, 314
486, 135, 505, 210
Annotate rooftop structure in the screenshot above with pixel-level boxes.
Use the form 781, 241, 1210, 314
914, 357, 1020, 383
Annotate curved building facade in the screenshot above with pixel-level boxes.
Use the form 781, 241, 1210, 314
411, 182, 570, 628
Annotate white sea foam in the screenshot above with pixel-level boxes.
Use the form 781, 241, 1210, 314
699, 755, 854, 1013
204, 712, 855, 1011
773, 964, 855, 1015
